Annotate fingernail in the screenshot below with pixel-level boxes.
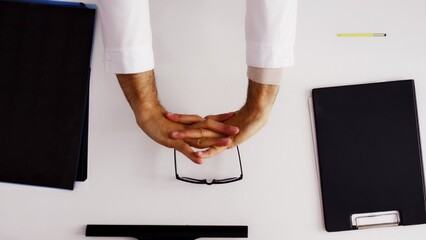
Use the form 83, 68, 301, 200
170, 131, 181, 138
166, 112, 175, 117
230, 126, 239, 132
194, 153, 204, 163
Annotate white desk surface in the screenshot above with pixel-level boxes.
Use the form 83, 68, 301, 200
2, 0, 426, 239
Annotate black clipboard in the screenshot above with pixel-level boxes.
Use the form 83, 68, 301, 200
310, 80, 426, 231
0, 0, 95, 189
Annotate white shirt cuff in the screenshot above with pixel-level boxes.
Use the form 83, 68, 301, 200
247, 66, 284, 85
104, 46, 155, 74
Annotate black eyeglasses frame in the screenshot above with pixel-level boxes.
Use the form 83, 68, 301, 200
174, 146, 243, 185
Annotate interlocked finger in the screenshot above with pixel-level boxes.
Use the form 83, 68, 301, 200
175, 142, 203, 164
197, 137, 206, 147
195, 118, 239, 135
170, 127, 225, 139
165, 112, 204, 124
186, 137, 232, 149
195, 145, 227, 159
205, 112, 235, 122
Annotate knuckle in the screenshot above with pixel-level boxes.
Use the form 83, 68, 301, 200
205, 118, 214, 127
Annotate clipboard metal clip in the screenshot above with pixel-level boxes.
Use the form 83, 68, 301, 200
351, 211, 400, 229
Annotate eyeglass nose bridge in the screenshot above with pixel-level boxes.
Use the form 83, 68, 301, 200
206, 179, 215, 185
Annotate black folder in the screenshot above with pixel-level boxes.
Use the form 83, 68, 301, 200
311, 80, 426, 232
0, 0, 96, 189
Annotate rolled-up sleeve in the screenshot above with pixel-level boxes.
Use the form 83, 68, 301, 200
246, 0, 298, 84
98, 0, 154, 74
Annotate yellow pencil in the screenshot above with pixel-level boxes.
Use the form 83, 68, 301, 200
337, 33, 386, 37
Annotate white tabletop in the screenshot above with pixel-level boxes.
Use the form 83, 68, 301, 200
2, 0, 426, 239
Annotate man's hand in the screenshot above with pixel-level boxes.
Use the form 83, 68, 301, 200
116, 70, 239, 164
166, 79, 279, 158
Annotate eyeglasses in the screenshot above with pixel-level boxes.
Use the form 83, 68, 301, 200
174, 146, 243, 185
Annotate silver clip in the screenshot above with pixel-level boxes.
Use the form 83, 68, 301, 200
351, 211, 400, 229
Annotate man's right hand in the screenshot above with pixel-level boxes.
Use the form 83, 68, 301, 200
166, 79, 280, 159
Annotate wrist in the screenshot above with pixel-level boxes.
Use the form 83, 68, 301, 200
116, 70, 164, 119
235, 80, 279, 127
244, 79, 279, 114
117, 70, 157, 104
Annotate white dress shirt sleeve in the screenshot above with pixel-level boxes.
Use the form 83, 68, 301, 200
246, 0, 298, 85
98, 0, 298, 85
98, 0, 154, 74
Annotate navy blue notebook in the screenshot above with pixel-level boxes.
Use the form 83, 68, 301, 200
312, 80, 426, 231
0, 0, 95, 189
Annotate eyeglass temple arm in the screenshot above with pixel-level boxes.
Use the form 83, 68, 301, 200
236, 146, 243, 178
